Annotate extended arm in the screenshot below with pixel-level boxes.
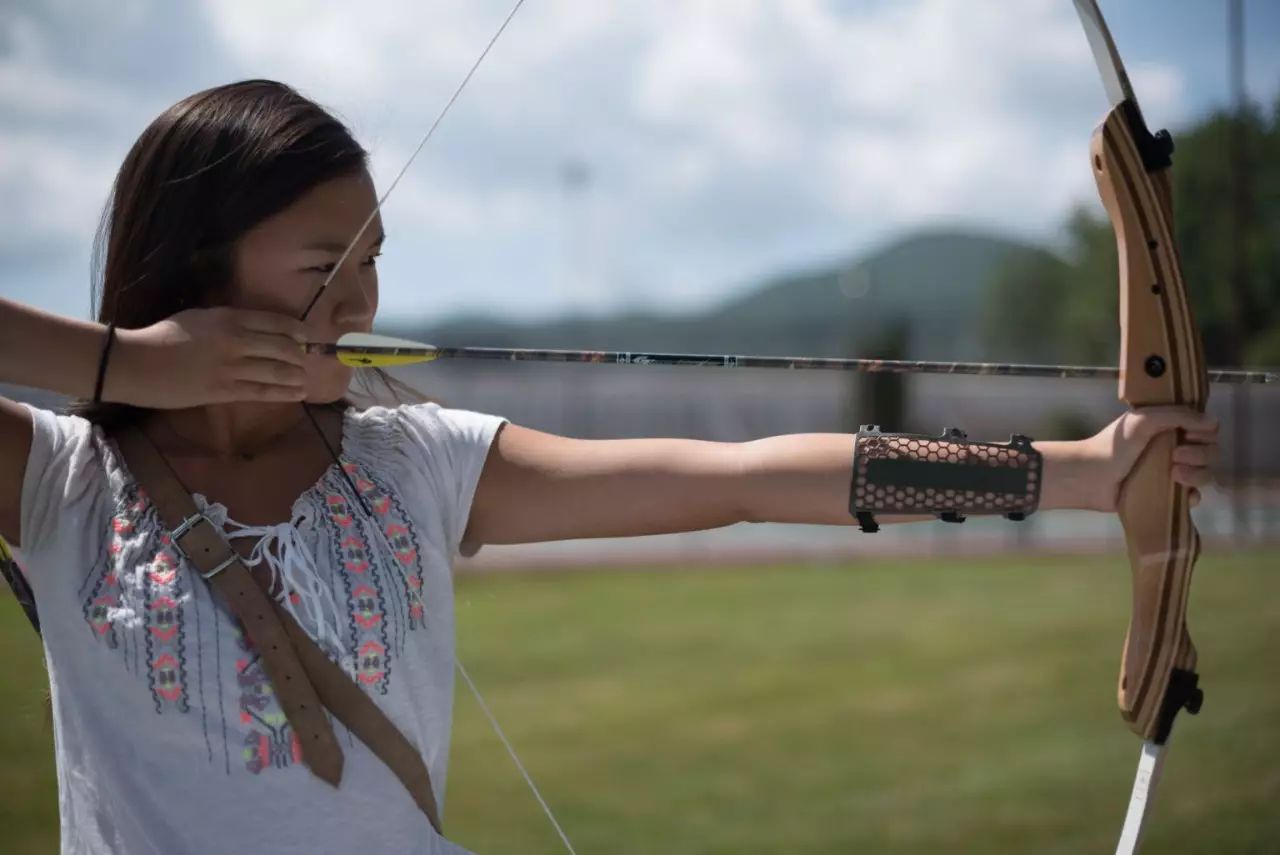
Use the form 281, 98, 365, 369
462, 418, 1214, 547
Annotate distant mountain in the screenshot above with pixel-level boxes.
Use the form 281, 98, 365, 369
395, 229, 1056, 361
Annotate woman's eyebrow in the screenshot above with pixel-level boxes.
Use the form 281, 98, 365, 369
301, 231, 386, 253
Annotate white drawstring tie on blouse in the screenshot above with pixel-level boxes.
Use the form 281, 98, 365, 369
203, 504, 352, 675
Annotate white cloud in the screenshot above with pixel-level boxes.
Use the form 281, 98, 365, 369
2, 0, 1195, 321
0, 133, 115, 240
0, 8, 153, 265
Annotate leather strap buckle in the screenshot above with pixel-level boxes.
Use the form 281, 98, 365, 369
170, 513, 239, 580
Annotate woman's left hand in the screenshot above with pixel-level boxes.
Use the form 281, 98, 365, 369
1046, 407, 1220, 513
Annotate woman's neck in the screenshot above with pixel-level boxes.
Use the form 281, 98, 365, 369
144, 402, 315, 460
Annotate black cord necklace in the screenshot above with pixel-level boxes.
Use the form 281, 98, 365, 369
300, 402, 377, 519
151, 412, 307, 462
142, 404, 375, 520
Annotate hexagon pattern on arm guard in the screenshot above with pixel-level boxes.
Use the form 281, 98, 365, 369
848, 426, 1043, 532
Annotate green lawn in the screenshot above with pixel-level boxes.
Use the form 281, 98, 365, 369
3, 552, 1278, 853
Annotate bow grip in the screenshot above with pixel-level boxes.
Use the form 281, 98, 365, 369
1115, 436, 1201, 741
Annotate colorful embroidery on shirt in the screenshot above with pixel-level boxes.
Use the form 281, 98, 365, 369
355, 638, 388, 686
85, 583, 121, 646
325, 474, 394, 696
141, 534, 191, 713
83, 485, 191, 714
84, 495, 143, 647
350, 463, 429, 629
320, 459, 434, 695
234, 622, 304, 773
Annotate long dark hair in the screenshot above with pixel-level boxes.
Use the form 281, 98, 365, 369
72, 79, 370, 428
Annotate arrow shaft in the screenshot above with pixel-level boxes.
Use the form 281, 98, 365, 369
305, 342, 1273, 384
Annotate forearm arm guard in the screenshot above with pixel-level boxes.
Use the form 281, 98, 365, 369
849, 425, 1043, 533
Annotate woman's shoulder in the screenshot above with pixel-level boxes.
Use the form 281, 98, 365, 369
23, 401, 97, 442
346, 401, 507, 454
22, 403, 122, 488
335, 402, 505, 557
343, 402, 506, 530
13, 403, 132, 572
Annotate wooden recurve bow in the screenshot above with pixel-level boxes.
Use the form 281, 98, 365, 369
1071, 2, 1208, 852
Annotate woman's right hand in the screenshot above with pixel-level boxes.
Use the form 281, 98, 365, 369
107, 307, 310, 409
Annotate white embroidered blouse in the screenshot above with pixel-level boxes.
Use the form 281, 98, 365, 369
13, 401, 505, 855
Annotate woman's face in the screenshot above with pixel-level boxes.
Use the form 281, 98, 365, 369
231, 169, 382, 403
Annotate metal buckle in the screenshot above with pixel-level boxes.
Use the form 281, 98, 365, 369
170, 514, 239, 580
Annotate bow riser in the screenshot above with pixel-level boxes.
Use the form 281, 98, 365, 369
1089, 105, 1208, 741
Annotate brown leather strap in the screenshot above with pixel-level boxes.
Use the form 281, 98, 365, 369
273, 603, 443, 830
113, 425, 443, 834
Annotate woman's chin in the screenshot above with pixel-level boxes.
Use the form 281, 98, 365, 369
304, 369, 356, 404
302, 385, 351, 405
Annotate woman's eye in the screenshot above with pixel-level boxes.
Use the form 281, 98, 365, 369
304, 252, 379, 274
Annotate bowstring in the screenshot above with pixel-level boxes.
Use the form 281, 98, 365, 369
299, 0, 527, 322
296, 1, 577, 849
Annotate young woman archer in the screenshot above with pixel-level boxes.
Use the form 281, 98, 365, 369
0, 80, 1218, 854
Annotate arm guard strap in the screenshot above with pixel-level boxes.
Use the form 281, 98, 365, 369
849, 425, 1043, 533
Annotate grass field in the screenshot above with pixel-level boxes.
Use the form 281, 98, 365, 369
2, 552, 1277, 853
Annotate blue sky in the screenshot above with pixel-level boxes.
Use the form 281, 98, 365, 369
1, 0, 1277, 326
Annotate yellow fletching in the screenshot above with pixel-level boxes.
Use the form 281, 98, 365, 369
330, 332, 441, 368
336, 351, 439, 367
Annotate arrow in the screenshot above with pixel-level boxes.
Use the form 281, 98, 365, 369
304, 332, 1275, 384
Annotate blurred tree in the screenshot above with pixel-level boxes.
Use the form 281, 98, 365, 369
984, 96, 1280, 368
